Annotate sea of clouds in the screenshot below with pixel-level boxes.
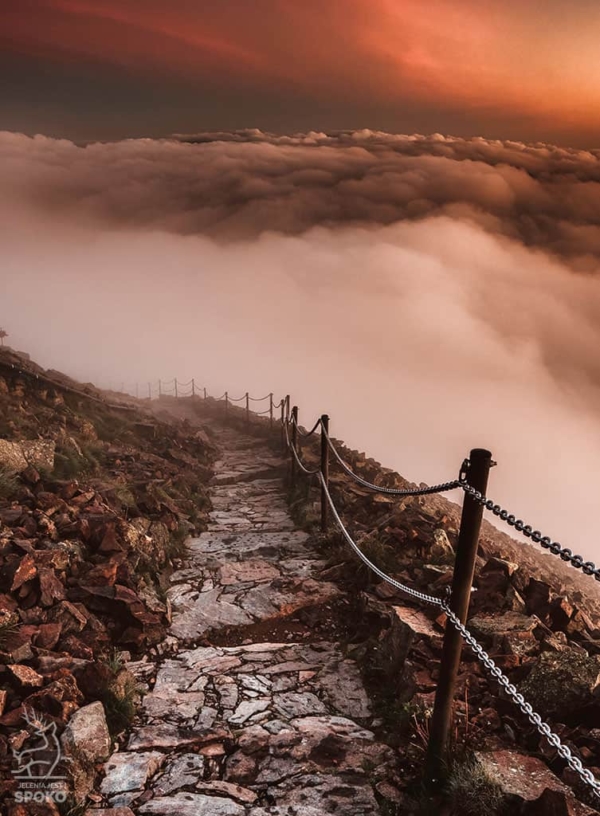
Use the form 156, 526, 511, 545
2, 128, 600, 556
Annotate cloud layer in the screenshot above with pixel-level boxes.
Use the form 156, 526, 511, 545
3, 130, 600, 267
2, 129, 600, 558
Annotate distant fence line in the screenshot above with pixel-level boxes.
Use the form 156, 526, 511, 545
144, 381, 600, 799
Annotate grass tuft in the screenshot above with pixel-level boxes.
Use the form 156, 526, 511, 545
446, 757, 507, 816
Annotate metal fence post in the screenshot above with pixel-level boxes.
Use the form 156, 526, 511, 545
269, 393, 274, 431
290, 406, 298, 488
425, 448, 493, 785
246, 392, 250, 427
320, 414, 330, 532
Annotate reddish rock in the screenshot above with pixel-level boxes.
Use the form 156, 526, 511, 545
474, 749, 596, 815
10, 553, 37, 591
20, 465, 41, 485
98, 525, 124, 554
38, 568, 66, 607
24, 673, 83, 721
83, 560, 119, 587
1, 629, 34, 663
8, 664, 44, 687
549, 597, 574, 632
47, 600, 88, 634
58, 634, 94, 660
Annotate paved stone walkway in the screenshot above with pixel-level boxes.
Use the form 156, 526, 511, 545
98, 421, 395, 815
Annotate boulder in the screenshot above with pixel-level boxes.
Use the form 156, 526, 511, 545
473, 749, 597, 815
519, 649, 600, 719
0, 439, 55, 472
430, 528, 454, 560
468, 611, 540, 641
61, 700, 111, 765
384, 604, 440, 671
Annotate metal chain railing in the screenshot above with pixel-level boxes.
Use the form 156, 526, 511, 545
285, 418, 320, 475
442, 602, 600, 797
460, 481, 600, 581
138, 380, 600, 800
319, 464, 600, 799
321, 425, 462, 497
318, 472, 444, 606
291, 415, 323, 438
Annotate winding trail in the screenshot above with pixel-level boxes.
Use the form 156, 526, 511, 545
98, 418, 396, 815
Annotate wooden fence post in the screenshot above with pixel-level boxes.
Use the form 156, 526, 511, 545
280, 399, 285, 452
290, 406, 298, 489
425, 448, 493, 785
320, 414, 330, 532
269, 393, 274, 432
203, 387, 207, 400
246, 392, 250, 427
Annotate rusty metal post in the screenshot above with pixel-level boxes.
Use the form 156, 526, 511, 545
245, 392, 250, 427
290, 406, 298, 489
175, 379, 178, 398
320, 414, 330, 532
269, 393, 274, 431
192, 378, 195, 397
425, 448, 493, 786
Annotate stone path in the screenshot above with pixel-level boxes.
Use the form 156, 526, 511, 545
97, 421, 395, 815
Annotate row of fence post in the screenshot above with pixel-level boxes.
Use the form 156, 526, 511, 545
280, 398, 493, 786
148, 381, 492, 785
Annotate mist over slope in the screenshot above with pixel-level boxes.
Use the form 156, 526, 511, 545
2, 129, 600, 557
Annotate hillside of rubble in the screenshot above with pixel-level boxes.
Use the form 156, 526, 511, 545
2, 345, 600, 816
0, 346, 217, 813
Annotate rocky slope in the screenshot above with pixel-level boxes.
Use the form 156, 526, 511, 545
0, 348, 215, 813
287, 418, 600, 814
3, 347, 600, 815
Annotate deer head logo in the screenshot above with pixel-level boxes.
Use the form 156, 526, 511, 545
12, 707, 64, 780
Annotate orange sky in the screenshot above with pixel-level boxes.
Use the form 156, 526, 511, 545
2, 0, 600, 144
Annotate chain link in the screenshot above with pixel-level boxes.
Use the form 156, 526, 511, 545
284, 420, 320, 474
318, 472, 444, 606
442, 602, 600, 798
291, 415, 323, 438
321, 426, 462, 497
460, 482, 600, 582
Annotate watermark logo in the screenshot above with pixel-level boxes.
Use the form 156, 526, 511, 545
11, 707, 69, 805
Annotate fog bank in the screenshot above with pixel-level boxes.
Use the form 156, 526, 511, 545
2, 129, 600, 559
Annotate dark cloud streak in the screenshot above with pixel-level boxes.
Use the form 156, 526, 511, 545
3, 130, 600, 268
